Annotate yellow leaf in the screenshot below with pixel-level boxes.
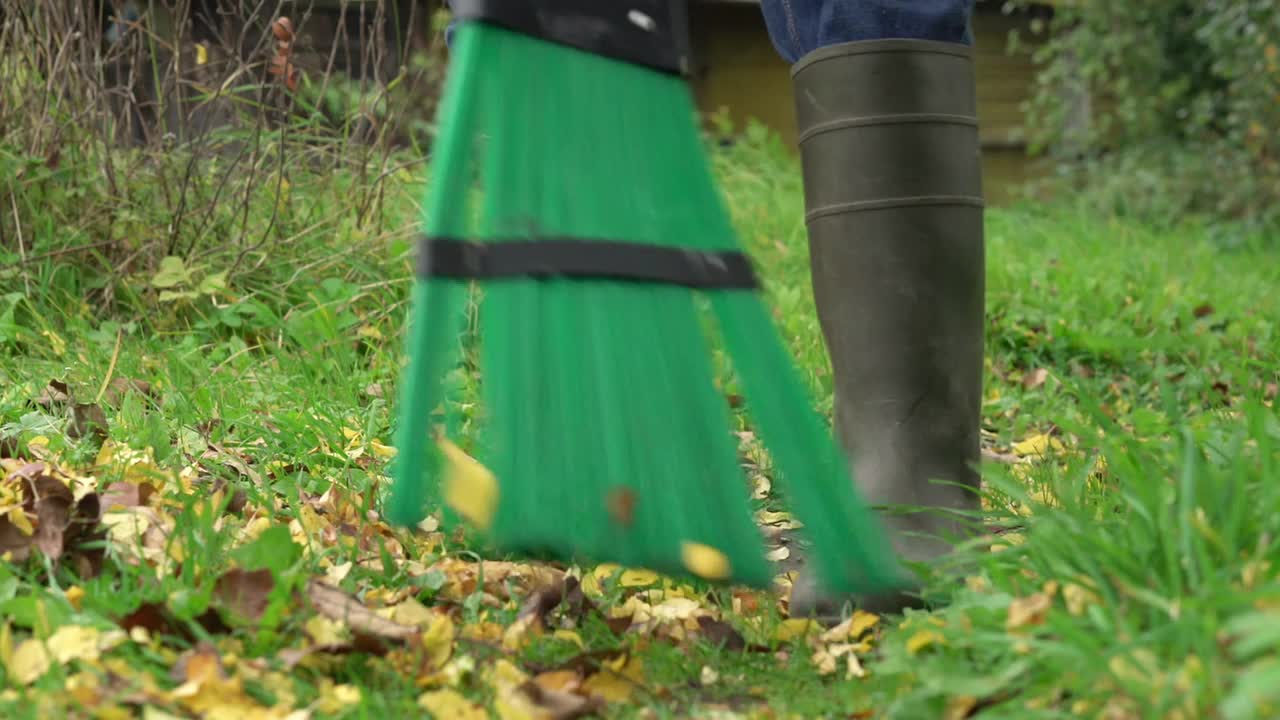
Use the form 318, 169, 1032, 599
439, 438, 498, 530
47, 624, 122, 664
304, 615, 348, 646
421, 612, 456, 670
1063, 583, 1098, 617
64, 586, 85, 611
849, 610, 880, 639
700, 665, 719, 685
945, 696, 979, 720
905, 630, 945, 655
315, 679, 361, 714
772, 618, 820, 643
582, 656, 643, 703
418, 688, 487, 720
681, 542, 731, 580
619, 568, 660, 587
387, 597, 436, 629
552, 629, 584, 649
325, 561, 353, 586
765, 545, 790, 562
459, 622, 504, 643
502, 615, 539, 652
1012, 433, 1065, 458
822, 610, 880, 643
9, 639, 52, 685
534, 670, 581, 693
41, 330, 66, 357
1006, 592, 1053, 630
370, 440, 397, 458
195, 43, 209, 65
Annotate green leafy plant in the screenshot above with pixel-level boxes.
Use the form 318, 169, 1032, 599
1007, 0, 1280, 235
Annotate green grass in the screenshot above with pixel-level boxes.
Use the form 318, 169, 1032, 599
1, 124, 1278, 719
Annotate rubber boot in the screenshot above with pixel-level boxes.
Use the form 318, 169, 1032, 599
785, 39, 986, 619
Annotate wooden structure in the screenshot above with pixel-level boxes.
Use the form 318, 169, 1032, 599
685, 0, 1056, 204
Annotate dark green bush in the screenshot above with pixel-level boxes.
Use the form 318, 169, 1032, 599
1008, 0, 1280, 235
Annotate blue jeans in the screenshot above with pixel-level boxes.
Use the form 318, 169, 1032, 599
443, 2, 975, 63
758, 0, 975, 63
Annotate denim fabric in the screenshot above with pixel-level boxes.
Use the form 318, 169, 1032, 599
442, 2, 975, 65
759, 0, 975, 64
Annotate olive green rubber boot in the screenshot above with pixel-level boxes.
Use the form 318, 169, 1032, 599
785, 39, 986, 619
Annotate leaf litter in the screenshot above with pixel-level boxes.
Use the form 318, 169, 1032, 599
0, 387, 1085, 719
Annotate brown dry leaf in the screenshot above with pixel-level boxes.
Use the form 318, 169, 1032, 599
213, 568, 275, 625
519, 680, 603, 720
0, 463, 93, 564
1022, 368, 1049, 390
305, 579, 418, 642
99, 480, 155, 511
69, 402, 109, 442
35, 380, 72, 408
101, 377, 155, 407
604, 487, 637, 528
1006, 591, 1054, 630
696, 617, 751, 651
424, 558, 563, 603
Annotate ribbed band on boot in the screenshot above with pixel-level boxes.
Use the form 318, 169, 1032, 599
790, 39, 983, 222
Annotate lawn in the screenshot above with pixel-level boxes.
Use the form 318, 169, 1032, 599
1, 126, 1278, 719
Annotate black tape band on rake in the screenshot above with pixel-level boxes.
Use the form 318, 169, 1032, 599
416, 236, 761, 290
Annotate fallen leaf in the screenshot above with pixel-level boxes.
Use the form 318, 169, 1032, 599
1006, 592, 1054, 630
213, 568, 275, 625
439, 437, 498, 530
315, 678, 362, 714
681, 541, 731, 580
69, 402, 109, 442
1012, 433, 1065, 458
1022, 368, 1049, 390
8, 638, 52, 685
619, 568, 660, 588
581, 654, 644, 703
773, 619, 820, 643
46, 624, 125, 664
695, 617, 751, 651
764, 546, 790, 562
101, 377, 155, 407
905, 630, 945, 655
1063, 583, 1099, 616
305, 579, 418, 642
418, 688, 487, 720
700, 665, 719, 685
